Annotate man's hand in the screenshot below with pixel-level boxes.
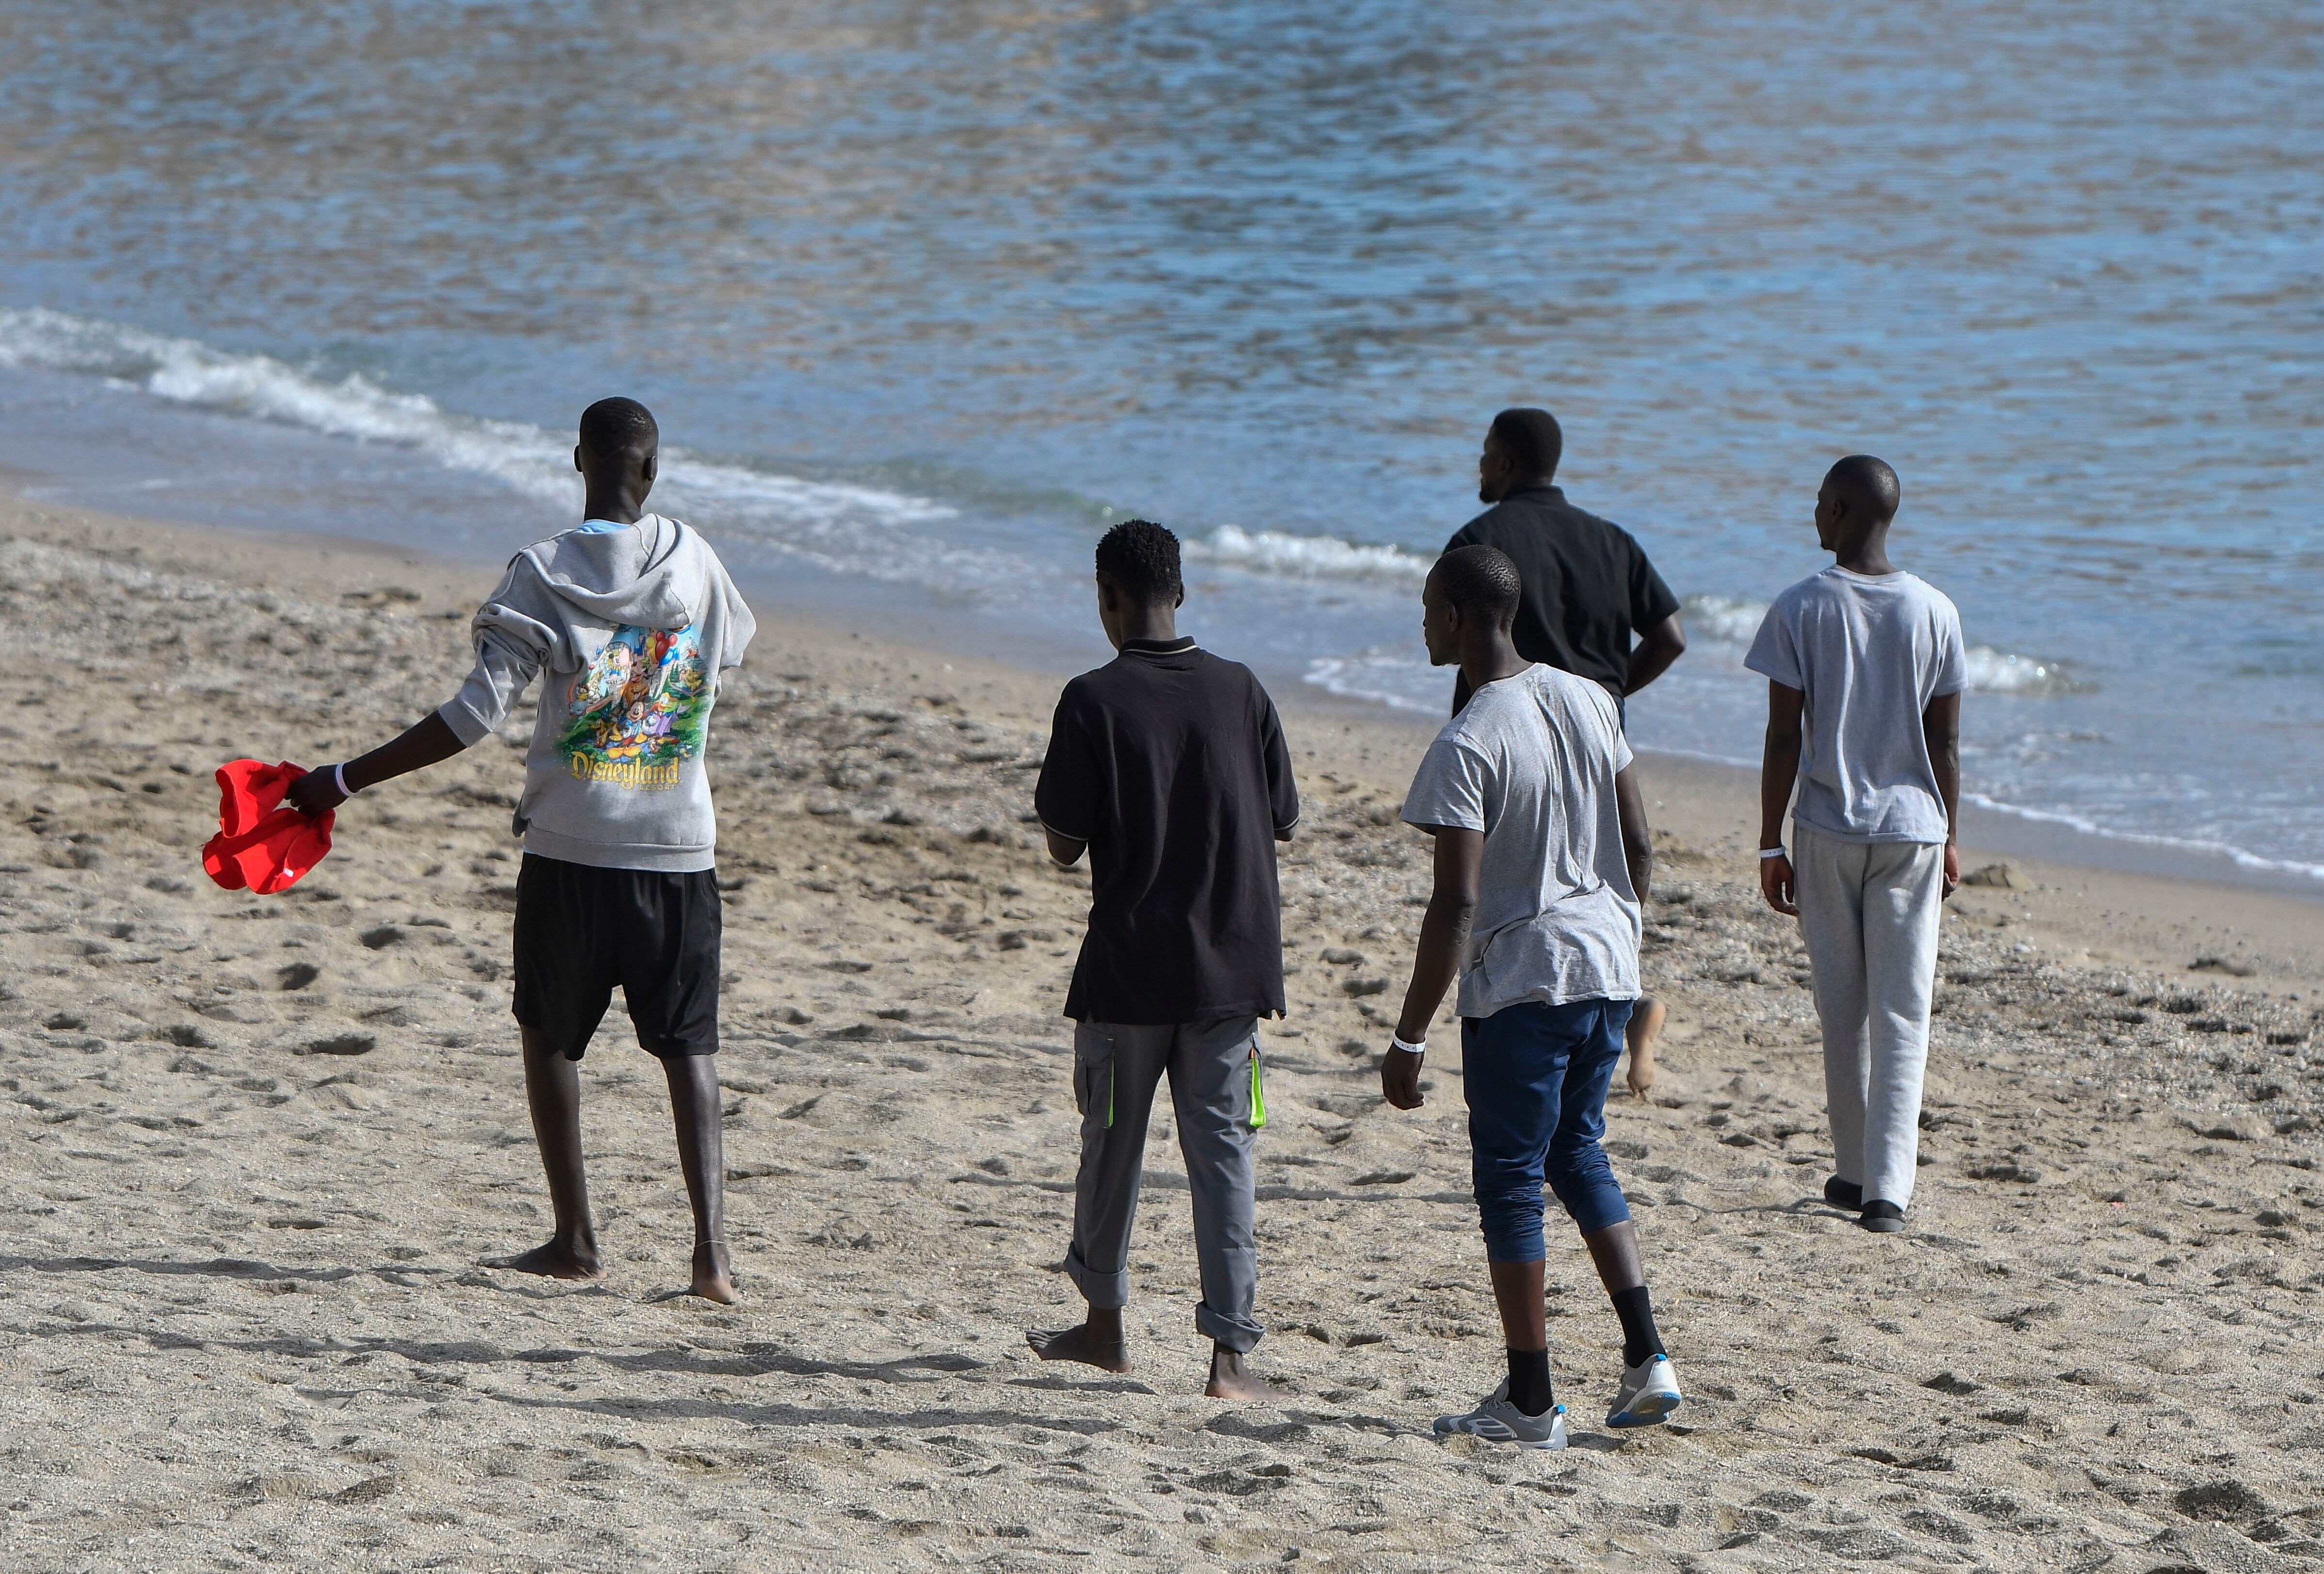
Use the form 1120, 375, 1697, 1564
1381, 1047, 1425, 1110
282, 713, 466, 819
1942, 841, 1960, 899
1758, 851, 1798, 915
286, 767, 348, 819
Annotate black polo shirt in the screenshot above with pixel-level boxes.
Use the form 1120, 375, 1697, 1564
1034, 638, 1300, 1026
1445, 484, 1680, 699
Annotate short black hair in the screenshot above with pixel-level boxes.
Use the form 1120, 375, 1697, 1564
1094, 519, 1182, 605
1429, 544, 1522, 629
579, 397, 659, 456
1825, 454, 1901, 521
1489, 407, 1562, 481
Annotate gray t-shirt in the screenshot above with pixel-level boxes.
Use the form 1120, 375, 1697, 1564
1744, 566, 1967, 846
1401, 664, 1640, 1018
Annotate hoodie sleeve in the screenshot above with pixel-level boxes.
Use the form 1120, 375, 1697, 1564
437, 558, 558, 747
712, 553, 756, 671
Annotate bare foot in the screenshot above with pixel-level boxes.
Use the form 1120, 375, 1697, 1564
1027, 1321, 1131, 1373
1205, 1346, 1282, 1402
691, 1242, 740, 1305
1625, 996, 1668, 1099
486, 1239, 603, 1280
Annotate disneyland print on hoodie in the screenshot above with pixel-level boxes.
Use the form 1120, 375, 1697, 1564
561, 623, 712, 789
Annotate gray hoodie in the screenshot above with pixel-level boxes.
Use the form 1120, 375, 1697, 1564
437, 515, 756, 872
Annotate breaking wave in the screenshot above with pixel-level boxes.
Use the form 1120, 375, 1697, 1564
0, 305, 961, 562
1183, 524, 1433, 582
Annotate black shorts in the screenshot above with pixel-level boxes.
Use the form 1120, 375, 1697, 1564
511, 853, 722, 1061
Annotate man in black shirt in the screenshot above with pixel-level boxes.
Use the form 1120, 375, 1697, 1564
1029, 519, 1300, 1401
1446, 408, 1687, 712
1446, 407, 1687, 1096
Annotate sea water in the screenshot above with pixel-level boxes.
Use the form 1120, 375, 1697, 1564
0, 0, 2316, 881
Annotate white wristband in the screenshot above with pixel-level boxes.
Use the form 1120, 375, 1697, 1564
1390, 1033, 1426, 1056
334, 763, 357, 799
1759, 846, 1786, 860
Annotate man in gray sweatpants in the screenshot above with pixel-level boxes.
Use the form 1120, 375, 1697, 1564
1027, 519, 1300, 1400
1750, 456, 1966, 1234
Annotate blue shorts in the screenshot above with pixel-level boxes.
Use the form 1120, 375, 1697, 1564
1463, 997, 1635, 1261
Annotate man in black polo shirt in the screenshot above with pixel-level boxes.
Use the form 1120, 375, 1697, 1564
1447, 407, 1688, 1096
1028, 518, 1300, 1401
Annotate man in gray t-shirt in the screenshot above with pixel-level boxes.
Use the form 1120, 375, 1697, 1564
1401, 664, 1641, 1014
1381, 546, 1681, 1451
1747, 455, 1965, 1236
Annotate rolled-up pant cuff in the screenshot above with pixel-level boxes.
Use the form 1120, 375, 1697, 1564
1560, 1190, 1633, 1236
1195, 1303, 1263, 1354
1065, 1244, 1128, 1311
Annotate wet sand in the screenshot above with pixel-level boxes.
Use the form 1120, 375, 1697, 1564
2, 495, 2320, 1571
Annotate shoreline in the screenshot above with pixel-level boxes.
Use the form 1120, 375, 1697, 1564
14, 487, 2322, 996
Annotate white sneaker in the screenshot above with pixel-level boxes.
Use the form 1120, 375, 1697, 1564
1606, 1353, 1683, 1428
1433, 1381, 1569, 1450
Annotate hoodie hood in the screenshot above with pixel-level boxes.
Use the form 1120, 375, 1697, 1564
518, 514, 699, 633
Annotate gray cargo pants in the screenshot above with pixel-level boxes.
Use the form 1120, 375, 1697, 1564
1064, 1015, 1266, 1352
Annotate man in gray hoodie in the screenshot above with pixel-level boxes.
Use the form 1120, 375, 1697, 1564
287, 398, 756, 1302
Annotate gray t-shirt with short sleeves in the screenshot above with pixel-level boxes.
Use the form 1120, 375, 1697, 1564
1401, 664, 1640, 1019
1744, 566, 1968, 846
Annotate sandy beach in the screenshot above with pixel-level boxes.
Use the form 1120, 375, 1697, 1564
2, 493, 2320, 1572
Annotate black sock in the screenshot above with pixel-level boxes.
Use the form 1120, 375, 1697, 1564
1610, 1285, 1664, 1370
1505, 1347, 1554, 1417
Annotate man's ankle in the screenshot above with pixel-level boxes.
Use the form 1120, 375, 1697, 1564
1505, 1347, 1554, 1417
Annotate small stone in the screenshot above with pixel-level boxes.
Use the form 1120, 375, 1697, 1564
2175, 1480, 2265, 1521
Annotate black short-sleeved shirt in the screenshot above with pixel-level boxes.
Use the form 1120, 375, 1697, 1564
1445, 484, 1681, 699
1034, 638, 1301, 1026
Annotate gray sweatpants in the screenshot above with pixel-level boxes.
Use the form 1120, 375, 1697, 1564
1794, 825, 1945, 1210
1064, 1016, 1265, 1352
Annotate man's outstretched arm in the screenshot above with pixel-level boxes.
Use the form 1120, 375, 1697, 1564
1625, 611, 1687, 696
286, 712, 467, 817
1757, 681, 1804, 915
1382, 825, 1481, 1110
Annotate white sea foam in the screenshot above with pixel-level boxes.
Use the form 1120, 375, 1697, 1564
1962, 792, 2324, 883
1958, 648, 2084, 696
1301, 646, 1448, 714
0, 305, 958, 552
1677, 592, 2082, 696
1184, 524, 1433, 582
1679, 593, 1768, 644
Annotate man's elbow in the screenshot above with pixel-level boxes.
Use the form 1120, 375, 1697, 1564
1429, 891, 1478, 930
1655, 622, 1687, 660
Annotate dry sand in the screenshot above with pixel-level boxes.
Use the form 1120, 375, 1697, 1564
1, 496, 2320, 1572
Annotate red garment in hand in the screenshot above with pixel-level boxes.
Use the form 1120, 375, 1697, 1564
202, 760, 334, 895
